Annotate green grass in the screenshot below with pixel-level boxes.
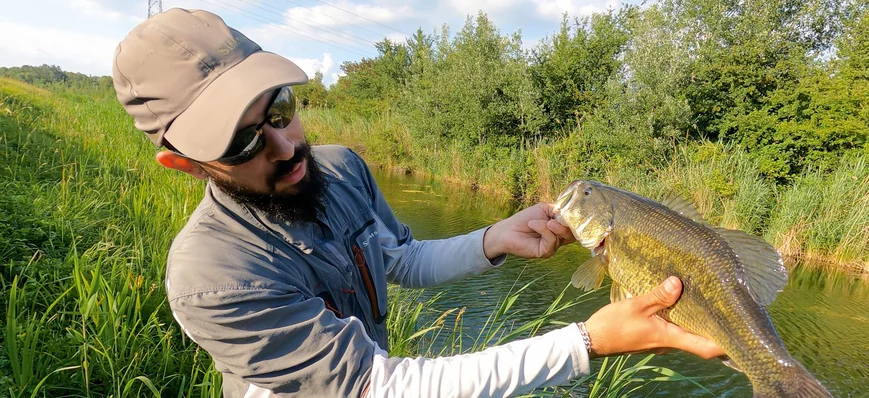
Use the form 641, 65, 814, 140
766, 155, 869, 273
0, 77, 217, 396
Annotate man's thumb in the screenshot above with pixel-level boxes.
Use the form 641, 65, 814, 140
647, 276, 681, 311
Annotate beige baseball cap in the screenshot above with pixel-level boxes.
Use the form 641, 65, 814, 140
112, 8, 308, 162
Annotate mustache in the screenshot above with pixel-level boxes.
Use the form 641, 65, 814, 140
268, 143, 312, 185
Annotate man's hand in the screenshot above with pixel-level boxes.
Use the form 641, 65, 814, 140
483, 203, 576, 260
583, 277, 726, 360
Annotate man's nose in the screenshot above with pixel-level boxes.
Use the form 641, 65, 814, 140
262, 124, 296, 162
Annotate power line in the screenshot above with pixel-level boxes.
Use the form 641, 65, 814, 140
309, 0, 410, 37
240, 0, 380, 48
197, 0, 377, 58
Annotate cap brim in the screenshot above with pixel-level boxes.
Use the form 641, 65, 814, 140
164, 51, 308, 162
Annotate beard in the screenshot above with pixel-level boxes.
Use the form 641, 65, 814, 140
207, 142, 328, 224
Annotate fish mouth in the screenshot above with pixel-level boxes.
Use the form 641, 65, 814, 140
553, 183, 578, 214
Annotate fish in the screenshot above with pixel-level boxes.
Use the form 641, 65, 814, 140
552, 180, 831, 398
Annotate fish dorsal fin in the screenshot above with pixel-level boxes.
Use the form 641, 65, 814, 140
714, 227, 788, 307
609, 281, 633, 303
661, 196, 712, 226
571, 254, 608, 291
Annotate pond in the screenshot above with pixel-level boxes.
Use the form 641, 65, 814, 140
373, 168, 869, 397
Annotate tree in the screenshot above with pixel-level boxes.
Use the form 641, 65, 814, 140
399, 12, 543, 147
529, 11, 630, 131
294, 71, 329, 108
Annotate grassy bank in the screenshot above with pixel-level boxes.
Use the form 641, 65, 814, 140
306, 108, 868, 273
0, 79, 701, 395
0, 77, 221, 396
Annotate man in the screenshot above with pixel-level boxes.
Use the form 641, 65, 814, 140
112, 8, 723, 398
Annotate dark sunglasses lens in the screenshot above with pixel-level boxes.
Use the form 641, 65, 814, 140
217, 86, 296, 166
267, 86, 297, 129
219, 127, 264, 165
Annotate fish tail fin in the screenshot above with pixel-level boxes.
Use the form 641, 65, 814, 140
752, 366, 832, 398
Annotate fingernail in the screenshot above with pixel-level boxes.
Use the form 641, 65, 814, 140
664, 277, 678, 294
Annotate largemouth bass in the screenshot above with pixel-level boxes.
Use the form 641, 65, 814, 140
553, 180, 830, 397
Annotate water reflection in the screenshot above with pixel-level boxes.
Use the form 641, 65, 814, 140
373, 168, 869, 397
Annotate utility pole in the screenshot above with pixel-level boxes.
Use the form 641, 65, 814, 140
148, 0, 162, 18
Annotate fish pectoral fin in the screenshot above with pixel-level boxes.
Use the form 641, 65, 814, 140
609, 281, 633, 303
661, 196, 712, 226
721, 357, 743, 373
715, 227, 788, 307
571, 254, 608, 291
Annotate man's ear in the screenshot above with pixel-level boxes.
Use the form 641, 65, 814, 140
156, 150, 208, 180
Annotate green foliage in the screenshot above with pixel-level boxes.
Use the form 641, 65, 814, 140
529, 11, 631, 131
713, 7, 869, 180
322, 2, 866, 184
293, 71, 330, 108
399, 13, 544, 148
727, 67, 868, 180
838, 7, 869, 80
668, 0, 827, 139
0, 64, 112, 94
311, 3, 868, 269
329, 38, 411, 117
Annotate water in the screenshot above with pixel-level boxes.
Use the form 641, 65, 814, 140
373, 169, 869, 397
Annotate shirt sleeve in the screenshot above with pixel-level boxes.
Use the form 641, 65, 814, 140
348, 150, 507, 288
172, 286, 590, 398
170, 287, 376, 397
366, 323, 592, 397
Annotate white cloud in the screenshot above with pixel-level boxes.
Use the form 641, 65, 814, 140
289, 53, 335, 79
285, 0, 411, 28
71, 0, 140, 23
0, 19, 119, 76
533, 0, 621, 21
384, 32, 409, 45
273, 1, 411, 49
329, 71, 346, 86
448, 0, 524, 16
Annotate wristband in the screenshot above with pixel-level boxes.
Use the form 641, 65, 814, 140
578, 322, 593, 354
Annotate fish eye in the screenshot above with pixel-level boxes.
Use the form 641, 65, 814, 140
584, 187, 592, 196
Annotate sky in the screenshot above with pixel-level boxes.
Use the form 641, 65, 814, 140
0, 0, 622, 85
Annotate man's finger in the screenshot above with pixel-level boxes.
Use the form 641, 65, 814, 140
540, 202, 559, 218
528, 220, 558, 258
664, 324, 726, 359
547, 220, 576, 244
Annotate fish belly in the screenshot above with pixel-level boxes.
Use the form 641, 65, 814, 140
605, 228, 795, 391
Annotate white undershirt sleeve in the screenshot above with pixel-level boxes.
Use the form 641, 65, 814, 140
366, 323, 591, 398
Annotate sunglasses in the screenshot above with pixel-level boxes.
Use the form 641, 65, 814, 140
215, 85, 298, 166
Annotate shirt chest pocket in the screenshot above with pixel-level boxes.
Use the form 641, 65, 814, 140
348, 218, 388, 325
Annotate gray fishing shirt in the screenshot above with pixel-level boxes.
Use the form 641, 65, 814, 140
166, 145, 590, 398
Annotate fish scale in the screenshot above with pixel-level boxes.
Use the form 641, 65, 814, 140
554, 180, 831, 397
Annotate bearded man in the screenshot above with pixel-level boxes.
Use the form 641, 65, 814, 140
112, 8, 723, 397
